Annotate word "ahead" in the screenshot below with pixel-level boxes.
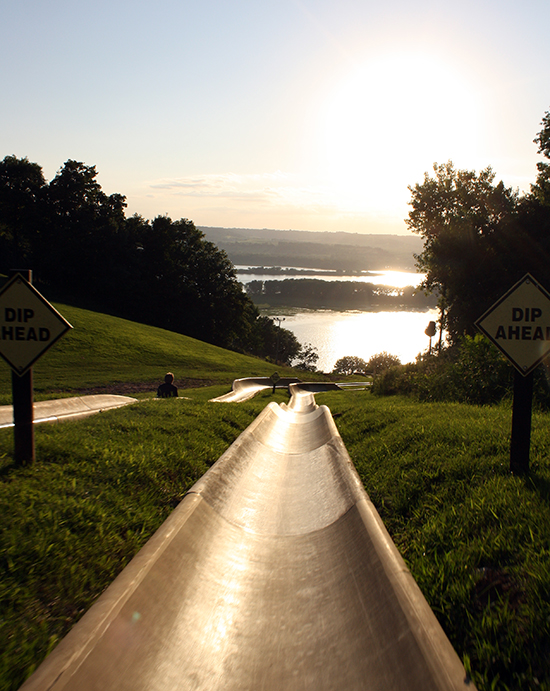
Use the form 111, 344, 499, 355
495, 307, 550, 340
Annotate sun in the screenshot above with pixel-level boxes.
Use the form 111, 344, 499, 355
315, 52, 482, 216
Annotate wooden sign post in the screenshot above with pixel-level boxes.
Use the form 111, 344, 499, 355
270, 372, 280, 394
0, 270, 72, 465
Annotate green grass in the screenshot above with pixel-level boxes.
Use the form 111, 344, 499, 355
1, 306, 550, 690
317, 390, 550, 690
0, 390, 284, 690
1, 392, 550, 689
0, 303, 310, 405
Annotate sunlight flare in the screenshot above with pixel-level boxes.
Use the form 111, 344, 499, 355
317, 52, 483, 214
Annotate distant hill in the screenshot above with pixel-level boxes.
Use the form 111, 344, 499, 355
200, 227, 423, 272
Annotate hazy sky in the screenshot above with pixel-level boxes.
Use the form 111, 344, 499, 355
2, 0, 549, 234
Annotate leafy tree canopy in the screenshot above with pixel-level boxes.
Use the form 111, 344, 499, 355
0, 155, 46, 267
293, 343, 319, 372
0, 157, 301, 357
367, 352, 401, 375
532, 109, 550, 206
534, 110, 550, 159
407, 110, 550, 345
245, 316, 303, 365
332, 355, 368, 376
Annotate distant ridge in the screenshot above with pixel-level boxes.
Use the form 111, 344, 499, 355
199, 226, 423, 272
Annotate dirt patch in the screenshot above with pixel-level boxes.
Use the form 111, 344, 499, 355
47, 379, 217, 397
473, 567, 525, 610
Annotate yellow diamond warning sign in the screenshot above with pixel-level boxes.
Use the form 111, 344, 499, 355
0, 273, 72, 376
476, 273, 550, 376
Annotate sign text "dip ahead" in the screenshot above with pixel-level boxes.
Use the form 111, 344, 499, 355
0, 274, 72, 376
2, 308, 52, 342
476, 274, 550, 375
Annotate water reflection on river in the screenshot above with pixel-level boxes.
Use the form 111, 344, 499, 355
237, 267, 437, 372
279, 309, 439, 373
237, 268, 422, 288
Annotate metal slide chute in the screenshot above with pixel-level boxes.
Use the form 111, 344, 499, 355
20, 384, 473, 690
209, 376, 304, 402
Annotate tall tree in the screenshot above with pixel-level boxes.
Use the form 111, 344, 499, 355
131, 215, 257, 349
0, 155, 46, 269
532, 109, 550, 206
406, 161, 519, 343
246, 315, 302, 364
38, 160, 128, 303
0, 156, 309, 358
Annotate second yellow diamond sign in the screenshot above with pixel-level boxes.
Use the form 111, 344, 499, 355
0, 273, 72, 376
476, 273, 550, 376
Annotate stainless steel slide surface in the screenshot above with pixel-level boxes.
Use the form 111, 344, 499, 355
210, 376, 303, 402
0, 394, 137, 429
21, 385, 473, 690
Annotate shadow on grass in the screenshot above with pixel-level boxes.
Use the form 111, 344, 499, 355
0, 457, 19, 477
525, 470, 550, 506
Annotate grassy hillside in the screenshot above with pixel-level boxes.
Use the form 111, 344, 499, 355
322, 391, 550, 690
1, 305, 549, 690
0, 304, 308, 406
1, 391, 549, 690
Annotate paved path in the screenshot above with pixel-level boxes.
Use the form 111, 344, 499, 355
0, 394, 137, 428
21, 381, 472, 691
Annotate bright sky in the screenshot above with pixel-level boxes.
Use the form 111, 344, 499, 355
2, 0, 549, 234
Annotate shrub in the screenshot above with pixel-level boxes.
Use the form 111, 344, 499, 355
367, 351, 401, 375
371, 363, 418, 396
442, 334, 513, 404
332, 355, 368, 376
372, 336, 525, 405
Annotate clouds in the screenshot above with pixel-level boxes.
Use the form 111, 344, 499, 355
150, 172, 288, 199
142, 171, 329, 221
147, 171, 329, 209
134, 170, 404, 233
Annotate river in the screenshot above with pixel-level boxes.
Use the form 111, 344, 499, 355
236, 268, 440, 373
279, 308, 439, 373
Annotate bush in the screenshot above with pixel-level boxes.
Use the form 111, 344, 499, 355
371, 363, 418, 396
367, 351, 401, 375
441, 334, 513, 405
408, 335, 514, 405
332, 355, 368, 376
372, 336, 525, 405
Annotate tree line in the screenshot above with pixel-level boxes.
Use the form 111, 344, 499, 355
407, 108, 550, 345
246, 278, 436, 310
0, 157, 310, 366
